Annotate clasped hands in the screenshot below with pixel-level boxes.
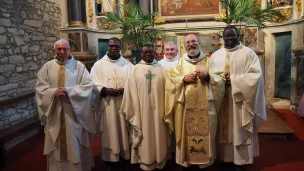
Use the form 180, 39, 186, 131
55, 88, 67, 97
105, 88, 124, 96
184, 69, 208, 83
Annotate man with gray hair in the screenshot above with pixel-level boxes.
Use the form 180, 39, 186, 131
35, 39, 96, 171
158, 41, 179, 70
165, 34, 225, 170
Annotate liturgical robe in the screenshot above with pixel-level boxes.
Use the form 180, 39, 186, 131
120, 60, 171, 171
90, 54, 133, 161
158, 55, 179, 70
210, 44, 267, 165
165, 51, 225, 168
35, 56, 96, 171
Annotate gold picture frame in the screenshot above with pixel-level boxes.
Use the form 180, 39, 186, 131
158, 0, 222, 20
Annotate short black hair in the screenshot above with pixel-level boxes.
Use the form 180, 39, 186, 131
108, 37, 121, 46
223, 25, 240, 37
141, 44, 154, 51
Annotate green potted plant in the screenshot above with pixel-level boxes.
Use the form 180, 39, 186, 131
216, 0, 286, 37
99, 3, 163, 63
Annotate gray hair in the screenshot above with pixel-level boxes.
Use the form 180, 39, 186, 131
163, 41, 177, 51
54, 39, 70, 49
164, 41, 177, 47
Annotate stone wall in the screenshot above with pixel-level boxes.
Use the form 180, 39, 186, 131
0, 0, 61, 129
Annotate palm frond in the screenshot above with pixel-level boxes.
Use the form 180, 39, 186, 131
218, 0, 286, 29
99, 3, 162, 50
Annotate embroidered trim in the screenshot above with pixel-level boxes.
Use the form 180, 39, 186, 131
57, 65, 67, 161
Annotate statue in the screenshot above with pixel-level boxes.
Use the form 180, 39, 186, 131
101, 0, 116, 15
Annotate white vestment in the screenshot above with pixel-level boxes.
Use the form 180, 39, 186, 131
120, 60, 171, 171
158, 55, 179, 70
101, 0, 115, 14
90, 54, 133, 162
35, 56, 96, 171
211, 45, 267, 165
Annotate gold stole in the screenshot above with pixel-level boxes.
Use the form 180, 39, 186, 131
184, 59, 210, 164
219, 52, 231, 143
57, 65, 67, 160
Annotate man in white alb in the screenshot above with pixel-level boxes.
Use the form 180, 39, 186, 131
210, 25, 267, 169
120, 44, 171, 171
35, 39, 95, 171
158, 41, 180, 70
90, 37, 134, 170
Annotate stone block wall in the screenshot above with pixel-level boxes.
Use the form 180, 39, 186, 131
0, 0, 61, 129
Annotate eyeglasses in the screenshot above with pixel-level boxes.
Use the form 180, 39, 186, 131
55, 48, 70, 51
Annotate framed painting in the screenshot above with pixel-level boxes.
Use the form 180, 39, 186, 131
158, 0, 221, 21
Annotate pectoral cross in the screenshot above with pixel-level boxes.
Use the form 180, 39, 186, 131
145, 70, 155, 94
108, 69, 124, 89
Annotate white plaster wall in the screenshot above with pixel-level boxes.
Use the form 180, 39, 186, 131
53, 0, 68, 28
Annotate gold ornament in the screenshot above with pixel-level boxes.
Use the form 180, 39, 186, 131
296, 0, 302, 13
273, 7, 292, 23
154, 13, 165, 25
215, 9, 227, 21
88, 0, 94, 23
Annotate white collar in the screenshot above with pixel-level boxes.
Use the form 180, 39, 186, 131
54, 55, 74, 65
102, 54, 123, 62
163, 55, 179, 62
224, 43, 243, 52
183, 50, 205, 63
139, 59, 158, 65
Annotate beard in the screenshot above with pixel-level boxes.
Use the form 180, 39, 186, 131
187, 48, 200, 56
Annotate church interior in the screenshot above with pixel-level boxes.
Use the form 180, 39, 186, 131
1, 0, 304, 170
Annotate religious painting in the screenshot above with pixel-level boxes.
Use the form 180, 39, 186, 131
158, 0, 221, 20
244, 28, 258, 47
68, 33, 81, 52
82, 33, 88, 52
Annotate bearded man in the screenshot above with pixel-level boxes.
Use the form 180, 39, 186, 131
165, 34, 225, 170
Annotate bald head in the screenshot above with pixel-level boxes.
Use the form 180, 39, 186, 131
184, 34, 200, 45
184, 34, 200, 57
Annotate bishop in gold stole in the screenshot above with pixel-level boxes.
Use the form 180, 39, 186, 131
165, 52, 225, 168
